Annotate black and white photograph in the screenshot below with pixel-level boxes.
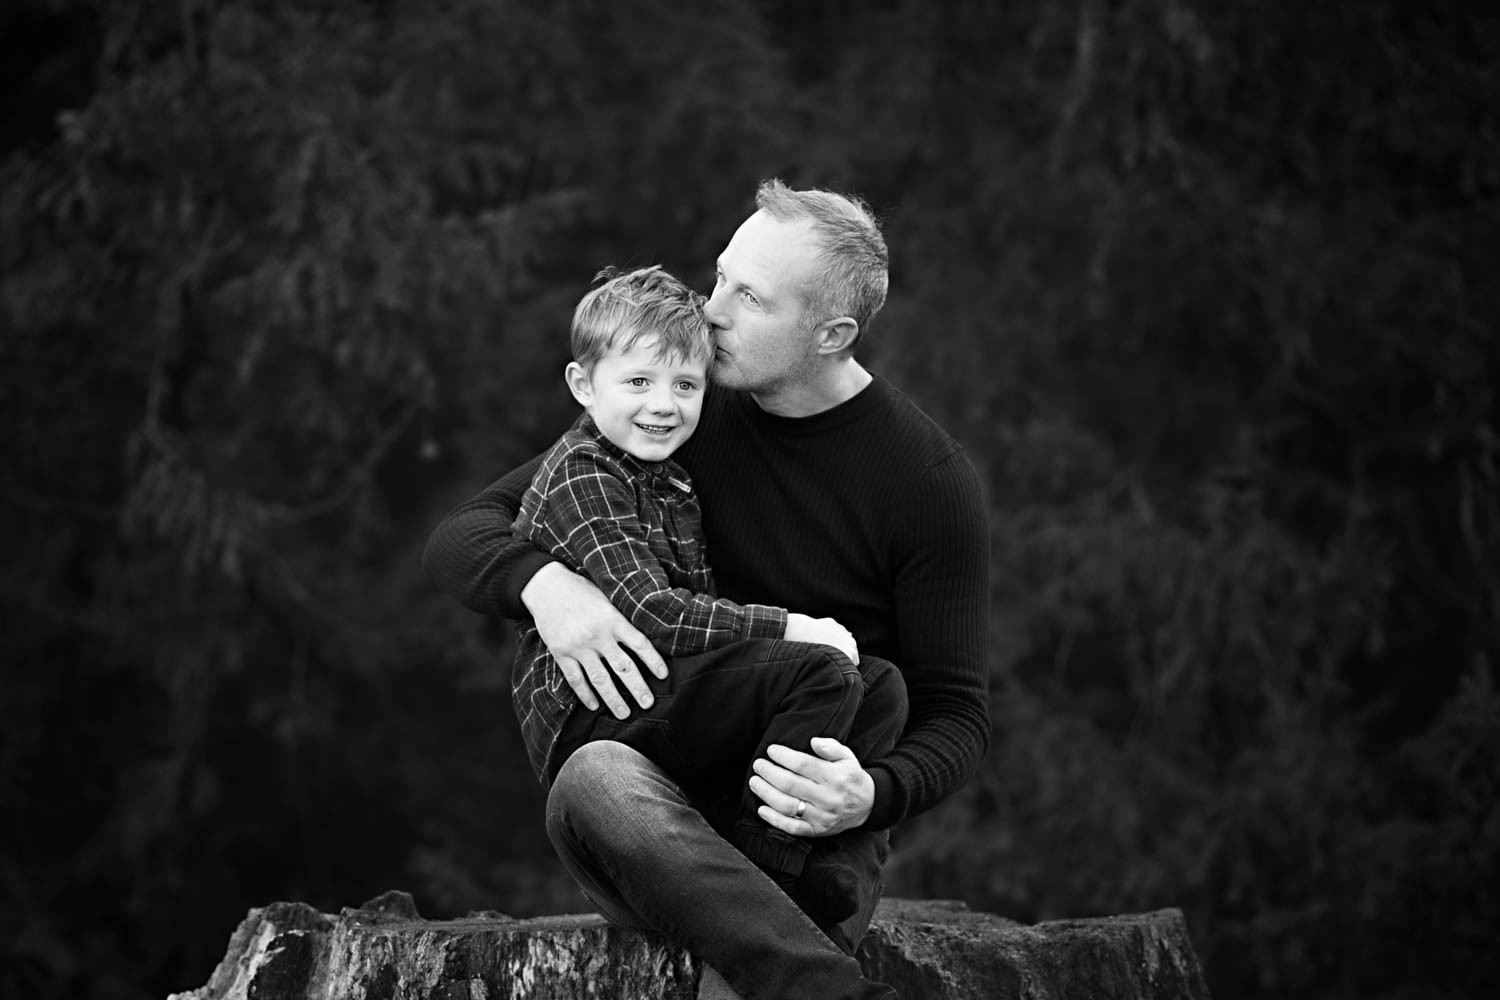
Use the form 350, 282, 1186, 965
2, 2, 1495, 998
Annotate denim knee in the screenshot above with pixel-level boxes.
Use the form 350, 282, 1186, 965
547, 740, 682, 864
549, 743, 627, 839
554, 739, 641, 795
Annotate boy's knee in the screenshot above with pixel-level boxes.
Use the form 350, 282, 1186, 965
860, 656, 905, 701
859, 657, 909, 728
781, 641, 863, 691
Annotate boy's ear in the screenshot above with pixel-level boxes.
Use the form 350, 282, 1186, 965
564, 361, 593, 407
814, 316, 860, 356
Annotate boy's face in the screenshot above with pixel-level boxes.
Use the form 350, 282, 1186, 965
566, 335, 709, 463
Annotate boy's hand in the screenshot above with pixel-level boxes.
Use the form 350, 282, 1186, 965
783, 613, 860, 664
521, 562, 667, 718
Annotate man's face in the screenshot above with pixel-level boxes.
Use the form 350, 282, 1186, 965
568, 336, 708, 463
704, 211, 823, 394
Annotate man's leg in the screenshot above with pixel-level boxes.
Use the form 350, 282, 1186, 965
545, 740, 898, 1000
696, 964, 747, 1000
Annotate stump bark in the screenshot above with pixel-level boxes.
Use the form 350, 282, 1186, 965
169, 890, 1212, 999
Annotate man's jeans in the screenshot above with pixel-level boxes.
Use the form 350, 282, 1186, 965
545, 740, 900, 1000
550, 639, 907, 880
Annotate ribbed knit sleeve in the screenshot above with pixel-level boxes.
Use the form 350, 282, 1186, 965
862, 448, 991, 829
421, 451, 553, 620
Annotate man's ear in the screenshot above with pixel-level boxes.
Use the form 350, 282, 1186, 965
814, 316, 860, 356
564, 361, 594, 408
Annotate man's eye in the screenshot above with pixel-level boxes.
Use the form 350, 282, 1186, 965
742, 289, 758, 306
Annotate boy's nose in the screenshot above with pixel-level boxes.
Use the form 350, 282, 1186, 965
647, 387, 676, 413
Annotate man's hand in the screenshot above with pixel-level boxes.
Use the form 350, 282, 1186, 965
520, 562, 667, 718
747, 737, 874, 837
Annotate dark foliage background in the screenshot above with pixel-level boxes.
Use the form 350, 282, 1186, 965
2, 1, 1496, 998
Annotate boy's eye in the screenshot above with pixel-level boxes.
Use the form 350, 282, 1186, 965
626, 377, 649, 387
675, 380, 699, 392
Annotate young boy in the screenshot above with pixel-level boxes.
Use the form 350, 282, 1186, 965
509, 265, 907, 923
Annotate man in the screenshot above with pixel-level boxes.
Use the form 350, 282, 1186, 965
424, 179, 990, 1000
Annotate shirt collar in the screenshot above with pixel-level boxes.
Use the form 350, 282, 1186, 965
576, 414, 692, 493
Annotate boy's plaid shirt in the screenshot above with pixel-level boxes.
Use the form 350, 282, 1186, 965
510, 414, 787, 784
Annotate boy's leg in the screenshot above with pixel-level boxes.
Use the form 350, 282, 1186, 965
821, 826, 891, 956
545, 741, 898, 1000
842, 655, 910, 761
581, 638, 865, 881
799, 656, 909, 929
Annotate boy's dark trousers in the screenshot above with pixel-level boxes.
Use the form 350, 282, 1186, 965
550, 638, 908, 880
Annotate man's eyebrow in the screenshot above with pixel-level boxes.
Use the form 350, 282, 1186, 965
715, 256, 771, 305
724, 267, 760, 297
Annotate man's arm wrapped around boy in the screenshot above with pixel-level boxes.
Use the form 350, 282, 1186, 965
425, 450, 676, 716
422, 452, 549, 620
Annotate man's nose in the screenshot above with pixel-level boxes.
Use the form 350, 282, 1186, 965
703, 285, 728, 329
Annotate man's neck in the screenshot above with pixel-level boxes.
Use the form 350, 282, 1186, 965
750, 360, 873, 418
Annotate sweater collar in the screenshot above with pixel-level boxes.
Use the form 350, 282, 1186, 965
737, 373, 888, 435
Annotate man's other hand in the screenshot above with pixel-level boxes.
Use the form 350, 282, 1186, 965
748, 737, 874, 837
520, 562, 667, 718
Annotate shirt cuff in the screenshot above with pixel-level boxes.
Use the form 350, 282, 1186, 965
742, 604, 788, 640
863, 764, 900, 831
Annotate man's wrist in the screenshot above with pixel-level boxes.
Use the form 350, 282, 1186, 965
863, 765, 898, 831
509, 551, 563, 619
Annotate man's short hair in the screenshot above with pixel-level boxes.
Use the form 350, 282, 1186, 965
571, 265, 713, 369
755, 179, 889, 339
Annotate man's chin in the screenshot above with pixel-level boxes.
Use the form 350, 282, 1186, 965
710, 360, 742, 386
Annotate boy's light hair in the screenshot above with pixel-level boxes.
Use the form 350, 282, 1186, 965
571, 265, 713, 370
755, 179, 889, 342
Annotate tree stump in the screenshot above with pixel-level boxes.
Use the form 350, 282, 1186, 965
168, 890, 1212, 999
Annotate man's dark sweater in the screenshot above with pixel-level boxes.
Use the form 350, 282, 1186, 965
423, 374, 990, 830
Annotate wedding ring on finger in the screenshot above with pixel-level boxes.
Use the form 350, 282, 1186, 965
794, 798, 807, 819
